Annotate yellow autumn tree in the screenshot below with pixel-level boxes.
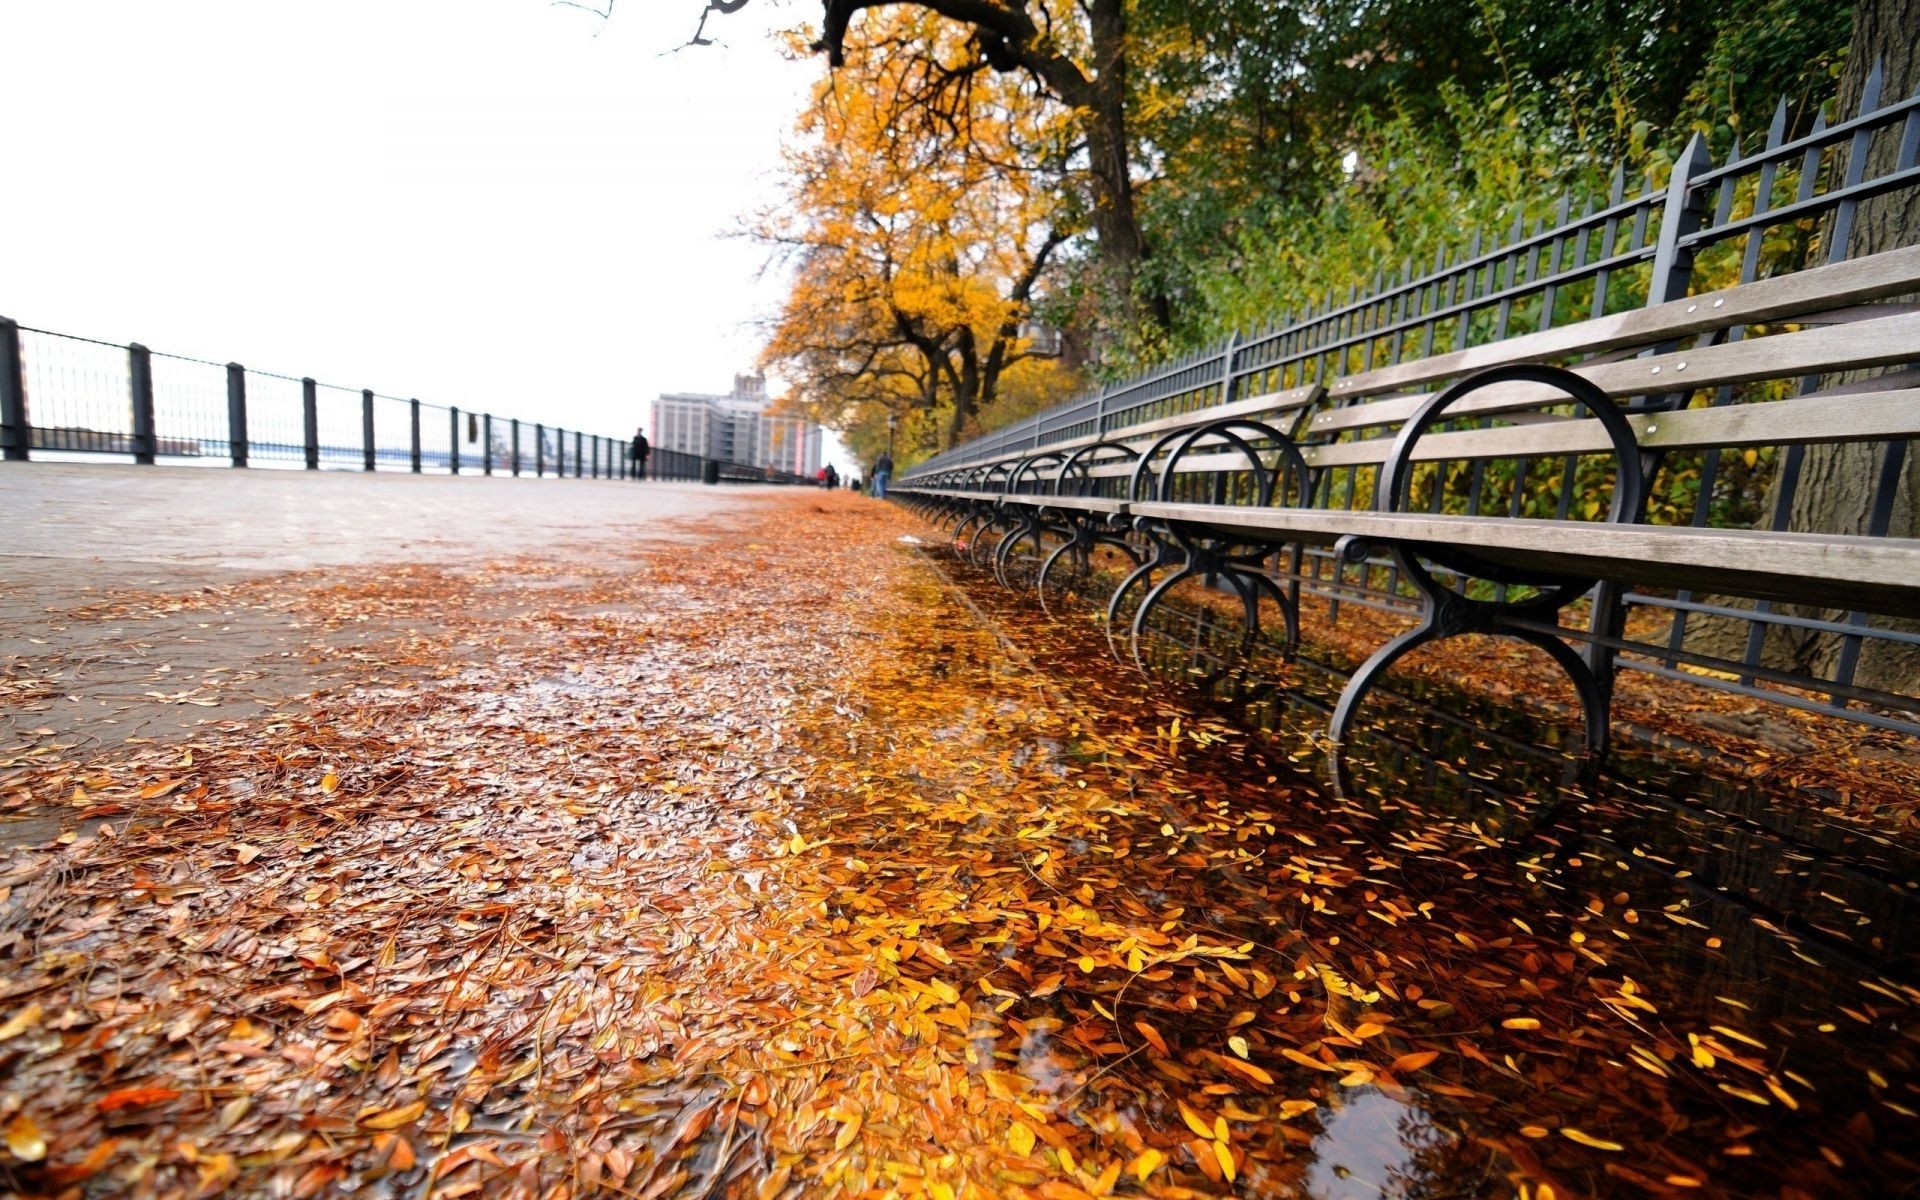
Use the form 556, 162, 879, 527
756, 8, 1083, 464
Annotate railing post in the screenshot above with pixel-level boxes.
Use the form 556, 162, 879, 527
483, 413, 493, 476
1646, 134, 1712, 307
591, 435, 600, 479
129, 344, 157, 464
535, 423, 545, 476
1578, 131, 1715, 729
361, 389, 376, 471
300, 377, 319, 469
574, 430, 583, 477
0, 317, 27, 460
449, 406, 461, 474
511, 418, 521, 476
227, 363, 249, 468
557, 429, 566, 477
409, 399, 422, 472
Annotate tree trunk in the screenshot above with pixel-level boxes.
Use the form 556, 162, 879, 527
944, 330, 982, 450
1082, 0, 1164, 327
1685, 0, 1919, 696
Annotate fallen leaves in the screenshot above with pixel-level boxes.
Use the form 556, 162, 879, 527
0, 492, 1913, 1200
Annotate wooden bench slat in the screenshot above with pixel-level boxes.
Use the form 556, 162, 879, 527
1306, 312, 1920, 435
1300, 388, 1920, 468
1123, 502, 1920, 617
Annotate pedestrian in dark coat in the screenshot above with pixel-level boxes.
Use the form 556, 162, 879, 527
630, 430, 650, 480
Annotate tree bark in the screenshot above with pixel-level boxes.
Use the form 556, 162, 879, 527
1685, 0, 1919, 696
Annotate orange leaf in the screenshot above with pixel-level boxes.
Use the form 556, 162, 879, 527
360, 1100, 426, 1130
1392, 1050, 1441, 1072
97, 1087, 180, 1112
833, 1112, 863, 1151
1133, 1020, 1170, 1057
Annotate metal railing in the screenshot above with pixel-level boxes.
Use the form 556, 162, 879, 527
0, 324, 811, 486
901, 63, 1920, 738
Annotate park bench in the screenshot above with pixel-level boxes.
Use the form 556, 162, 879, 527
893, 239, 1920, 759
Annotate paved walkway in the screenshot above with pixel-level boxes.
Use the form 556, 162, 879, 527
0, 462, 781, 840
0, 461, 766, 569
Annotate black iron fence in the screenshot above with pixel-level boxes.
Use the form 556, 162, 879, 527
902, 63, 1920, 737
0, 322, 809, 486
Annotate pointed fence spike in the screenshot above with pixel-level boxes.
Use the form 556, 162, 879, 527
1860, 57, 1885, 117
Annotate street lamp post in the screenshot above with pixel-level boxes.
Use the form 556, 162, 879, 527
887, 412, 895, 458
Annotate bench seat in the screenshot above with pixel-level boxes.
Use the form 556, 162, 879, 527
1125, 502, 1920, 618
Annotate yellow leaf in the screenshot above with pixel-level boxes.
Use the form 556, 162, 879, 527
1351, 1022, 1386, 1039
320, 772, 340, 794
1177, 1100, 1213, 1140
1130, 1148, 1166, 1182
1213, 1138, 1236, 1182
1008, 1120, 1036, 1156
1502, 1017, 1541, 1030
1560, 1127, 1624, 1152
835, 1112, 864, 1151
1228, 1035, 1250, 1058
1278, 1099, 1317, 1120
788, 832, 807, 855
360, 1100, 426, 1130
5, 1113, 47, 1162
0, 1002, 43, 1042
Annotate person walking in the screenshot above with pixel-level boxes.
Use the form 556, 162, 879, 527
873, 451, 894, 499
825, 463, 840, 490
630, 429, 650, 480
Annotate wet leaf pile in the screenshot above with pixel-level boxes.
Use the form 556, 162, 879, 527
2, 491, 1916, 1200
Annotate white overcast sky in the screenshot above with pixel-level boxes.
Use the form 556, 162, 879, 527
0, 0, 856, 467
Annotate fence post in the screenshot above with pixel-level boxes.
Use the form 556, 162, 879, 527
361, 389, 376, 471
511, 418, 521, 476
1579, 131, 1714, 728
128, 344, 158, 464
227, 363, 249, 468
409, 399, 422, 472
299, 377, 319, 469
483, 414, 493, 476
574, 430, 583, 477
535, 423, 545, 477
0, 317, 27, 460
449, 406, 461, 474
557, 429, 566, 477
591, 436, 600, 479
1646, 134, 1712, 307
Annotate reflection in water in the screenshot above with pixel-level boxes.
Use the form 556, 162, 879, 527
1308, 1087, 1464, 1200
968, 562, 1920, 1199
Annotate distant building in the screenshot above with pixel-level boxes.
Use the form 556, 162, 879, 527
653, 373, 823, 476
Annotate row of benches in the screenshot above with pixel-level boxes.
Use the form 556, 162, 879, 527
892, 244, 1920, 758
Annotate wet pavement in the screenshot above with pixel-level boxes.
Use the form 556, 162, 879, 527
943, 550, 1920, 1200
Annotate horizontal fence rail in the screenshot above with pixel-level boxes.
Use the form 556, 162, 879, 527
898, 64, 1920, 742
0, 324, 810, 487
